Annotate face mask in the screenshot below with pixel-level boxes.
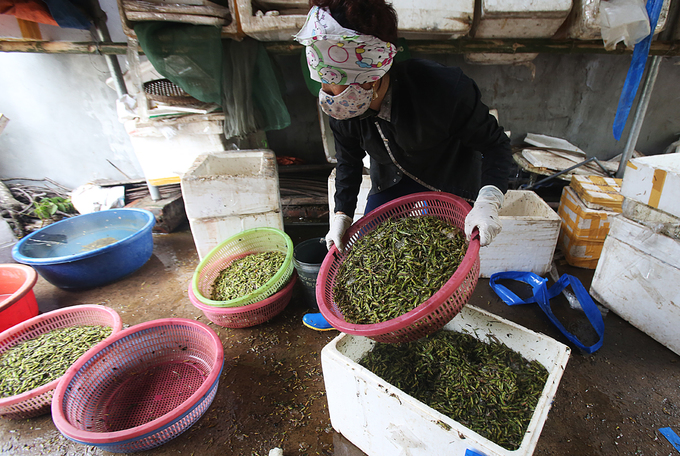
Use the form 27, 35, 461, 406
319, 84, 374, 120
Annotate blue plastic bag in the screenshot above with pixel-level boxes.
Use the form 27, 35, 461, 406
489, 271, 605, 353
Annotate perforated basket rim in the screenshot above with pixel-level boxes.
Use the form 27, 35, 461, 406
189, 271, 297, 316
191, 227, 294, 308
316, 192, 480, 338
51, 318, 224, 444
0, 305, 123, 410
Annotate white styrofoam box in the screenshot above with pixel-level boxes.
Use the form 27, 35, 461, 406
590, 215, 680, 355
237, 0, 474, 41
125, 114, 227, 187
558, 186, 614, 241
620, 154, 680, 220
472, 0, 573, 38
318, 105, 337, 164
186, 212, 285, 260
563, 0, 671, 40
388, 0, 474, 39
480, 190, 561, 278
180, 150, 283, 259
621, 197, 680, 240
321, 305, 571, 456
327, 168, 371, 224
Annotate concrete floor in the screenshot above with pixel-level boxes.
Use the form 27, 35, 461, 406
1, 222, 678, 456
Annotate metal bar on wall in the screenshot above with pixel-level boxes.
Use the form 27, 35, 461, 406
1, 39, 680, 56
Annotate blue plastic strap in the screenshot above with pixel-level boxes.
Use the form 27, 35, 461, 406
612, 0, 664, 140
659, 427, 680, 452
489, 271, 605, 353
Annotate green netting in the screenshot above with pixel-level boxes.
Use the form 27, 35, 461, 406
134, 24, 290, 138
135, 22, 223, 104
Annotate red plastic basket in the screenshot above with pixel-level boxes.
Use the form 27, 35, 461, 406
0, 305, 122, 419
51, 318, 224, 453
189, 272, 297, 328
317, 192, 480, 343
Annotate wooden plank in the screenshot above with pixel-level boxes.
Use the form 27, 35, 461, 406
124, 11, 228, 24
123, 0, 230, 16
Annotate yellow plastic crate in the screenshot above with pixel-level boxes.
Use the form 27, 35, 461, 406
569, 175, 623, 213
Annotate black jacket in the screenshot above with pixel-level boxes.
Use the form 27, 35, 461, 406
330, 59, 513, 218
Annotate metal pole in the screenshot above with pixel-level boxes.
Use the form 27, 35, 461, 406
89, 0, 128, 98
615, 55, 662, 178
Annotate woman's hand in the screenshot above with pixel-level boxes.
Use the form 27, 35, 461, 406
464, 185, 504, 247
326, 213, 353, 252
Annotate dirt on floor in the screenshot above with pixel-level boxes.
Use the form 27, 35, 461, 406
0, 223, 678, 456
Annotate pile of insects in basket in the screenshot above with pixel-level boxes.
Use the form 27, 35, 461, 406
211, 251, 286, 302
360, 330, 549, 450
333, 215, 467, 324
0, 325, 112, 397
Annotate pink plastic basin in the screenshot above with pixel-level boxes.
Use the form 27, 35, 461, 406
0, 264, 39, 333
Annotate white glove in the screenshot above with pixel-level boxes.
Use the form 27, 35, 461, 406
326, 212, 353, 252
464, 185, 504, 247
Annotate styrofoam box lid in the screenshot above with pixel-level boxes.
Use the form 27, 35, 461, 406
628, 154, 680, 173
322, 305, 571, 456
607, 215, 680, 268
391, 0, 474, 34
482, 0, 572, 15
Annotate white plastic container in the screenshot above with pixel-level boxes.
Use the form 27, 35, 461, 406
480, 190, 561, 277
620, 154, 680, 220
180, 150, 284, 259
590, 215, 680, 356
321, 305, 571, 456
472, 0, 573, 38
327, 168, 371, 224
125, 114, 227, 187
237, 0, 474, 41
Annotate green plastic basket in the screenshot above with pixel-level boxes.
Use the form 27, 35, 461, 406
192, 228, 294, 308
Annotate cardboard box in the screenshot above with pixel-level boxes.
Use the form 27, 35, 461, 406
569, 175, 623, 213
591, 215, 680, 356
620, 154, 680, 219
321, 305, 571, 456
558, 186, 614, 241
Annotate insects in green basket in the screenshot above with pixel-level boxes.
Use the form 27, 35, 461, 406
333, 216, 467, 324
359, 330, 549, 451
0, 325, 112, 397
211, 251, 286, 302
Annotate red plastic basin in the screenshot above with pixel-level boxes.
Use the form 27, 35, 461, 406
0, 264, 39, 333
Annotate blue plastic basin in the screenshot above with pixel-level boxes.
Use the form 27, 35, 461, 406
12, 209, 156, 289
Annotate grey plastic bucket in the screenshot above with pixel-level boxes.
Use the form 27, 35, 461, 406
293, 237, 327, 310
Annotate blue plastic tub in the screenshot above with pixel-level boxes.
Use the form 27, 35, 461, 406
12, 209, 156, 289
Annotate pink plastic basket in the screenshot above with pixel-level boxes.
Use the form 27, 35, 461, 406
189, 272, 297, 328
317, 192, 481, 344
52, 318, 224, 453
0, 304, 122, 419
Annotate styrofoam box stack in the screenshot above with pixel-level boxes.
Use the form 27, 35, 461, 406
321, 305, 571, 456
590, 215, 680, 356
480, 190, 561, 277
557, 177, 621, 269
180, 150, 284, 260
563, 0, 671, 40
236, 0, 474, 41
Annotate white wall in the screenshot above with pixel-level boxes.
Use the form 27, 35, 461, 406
0, 0, 144, 190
